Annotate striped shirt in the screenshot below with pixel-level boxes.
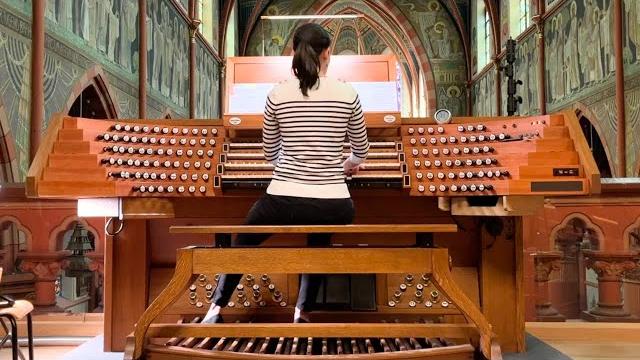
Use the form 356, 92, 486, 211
263, 77, 369, 199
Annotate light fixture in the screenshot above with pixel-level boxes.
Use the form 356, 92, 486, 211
260, 14, 363, 20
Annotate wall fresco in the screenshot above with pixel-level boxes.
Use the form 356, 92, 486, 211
545, 0, 615, 110
471, 68, 497, 116
147, 0, 189, 110
195, 40, 220, 119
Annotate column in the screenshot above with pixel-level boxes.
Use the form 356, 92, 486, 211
533, 17, 546, 114
18, 251, 68, 306
613, 0, 626, 176
581, 250, 639, 322
533, 251, 565, 321
188, 0, 197, 119
138, 0, 147, 119
29, 0, 46, 161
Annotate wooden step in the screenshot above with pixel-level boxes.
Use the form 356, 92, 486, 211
53, 141, 90, 154
42, 167, 106, 181
527, 151, 579, 165
519, 165, 582, 178
57, 129, 84, 141
48, 154, 99, 168
535, 138, 574, 151
542, 126, 569, 138
36, 180, 115, 197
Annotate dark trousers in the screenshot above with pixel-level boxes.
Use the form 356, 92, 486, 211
212, 193, 355, 312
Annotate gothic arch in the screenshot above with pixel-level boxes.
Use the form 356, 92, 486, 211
549, 213, 605, 251
0, 97, 19, 182
572, 102, 615, 177
0, 215, 33, 252
48, 216, 101, 253
63, 65, 120, 119
274, 0, 438, 115
624, 217, 640, 251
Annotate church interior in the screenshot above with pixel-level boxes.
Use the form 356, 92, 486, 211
0, 0, 639, 359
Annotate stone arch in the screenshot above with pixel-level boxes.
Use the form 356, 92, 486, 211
48, 216, 100, 253
62, 65, 120, 119
269, 0, 438, 116
0, 215, 33, 252
624, 217, 640, 251
572, 102, 615, 177
0, 97, 19, 182
549, 213, 605, 251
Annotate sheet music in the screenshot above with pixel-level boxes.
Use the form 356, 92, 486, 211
228, 81, 400, 114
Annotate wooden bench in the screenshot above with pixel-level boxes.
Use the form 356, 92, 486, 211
130, 224, 501, 360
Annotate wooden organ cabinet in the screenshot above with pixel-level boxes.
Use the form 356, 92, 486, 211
26, 55, 600, 359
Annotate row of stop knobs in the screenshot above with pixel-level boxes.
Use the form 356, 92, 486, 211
417, 183, 494, 193
230, 274, 286, 308
388, 274, 450, 308
98, 133, 217, 146
110, 123, 219, 136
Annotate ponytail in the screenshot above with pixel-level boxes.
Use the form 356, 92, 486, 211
292, 23, 331, 97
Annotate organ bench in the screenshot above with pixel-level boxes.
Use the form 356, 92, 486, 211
26, 110, 599, 357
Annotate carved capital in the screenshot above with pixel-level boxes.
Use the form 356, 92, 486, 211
533, 251, 563, 282
18, 251, 69, 281
87, 253, 105, 276
584, 250, 640, 279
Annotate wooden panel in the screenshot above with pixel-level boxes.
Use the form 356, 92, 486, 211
191, 248, 435, 274
480, 217, 523, 353
26, 114, 63, 197
105, 220, 149, 352
170, 224, 458, 234
145, 323, 477, 339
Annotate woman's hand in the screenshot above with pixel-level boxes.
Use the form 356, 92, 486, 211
343, 159, 364, 176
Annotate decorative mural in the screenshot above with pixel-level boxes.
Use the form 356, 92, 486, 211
395, 0, 466, 112
545, 0, 615, 109
471, 68, 496, 116
195, 40, 220, 119
333, 25, 359, 55
623, 0, 640, 76
0, 27, 30, 180
147, 0, 189, 111
45, 0, 140, 74
625, 85, 640, 176
360, 24, 389, 55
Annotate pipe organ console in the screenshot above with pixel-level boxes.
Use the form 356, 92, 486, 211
25, 55, 599, 359
27, 108, 599, 360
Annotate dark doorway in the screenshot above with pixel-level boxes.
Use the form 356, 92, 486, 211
68, 85, 110, 119
579, 116, 612, 178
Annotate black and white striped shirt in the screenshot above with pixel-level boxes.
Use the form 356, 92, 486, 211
263, 77, 369, 199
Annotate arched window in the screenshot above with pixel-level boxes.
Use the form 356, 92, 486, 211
508, 0, 531, 38
473, 0, 493, 71
196, 0, 220, 48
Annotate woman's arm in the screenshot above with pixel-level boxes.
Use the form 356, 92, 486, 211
263, 96, 282, 165
344, 95, 369, 171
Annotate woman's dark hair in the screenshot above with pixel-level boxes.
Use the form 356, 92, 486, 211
292, 23, 331, 96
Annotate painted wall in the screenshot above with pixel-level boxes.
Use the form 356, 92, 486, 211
0, 0, 222, 181
471, 68, 496, 116
242, 0, 467, 116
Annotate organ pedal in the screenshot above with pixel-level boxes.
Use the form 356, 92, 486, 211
127, 224, 500, 360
